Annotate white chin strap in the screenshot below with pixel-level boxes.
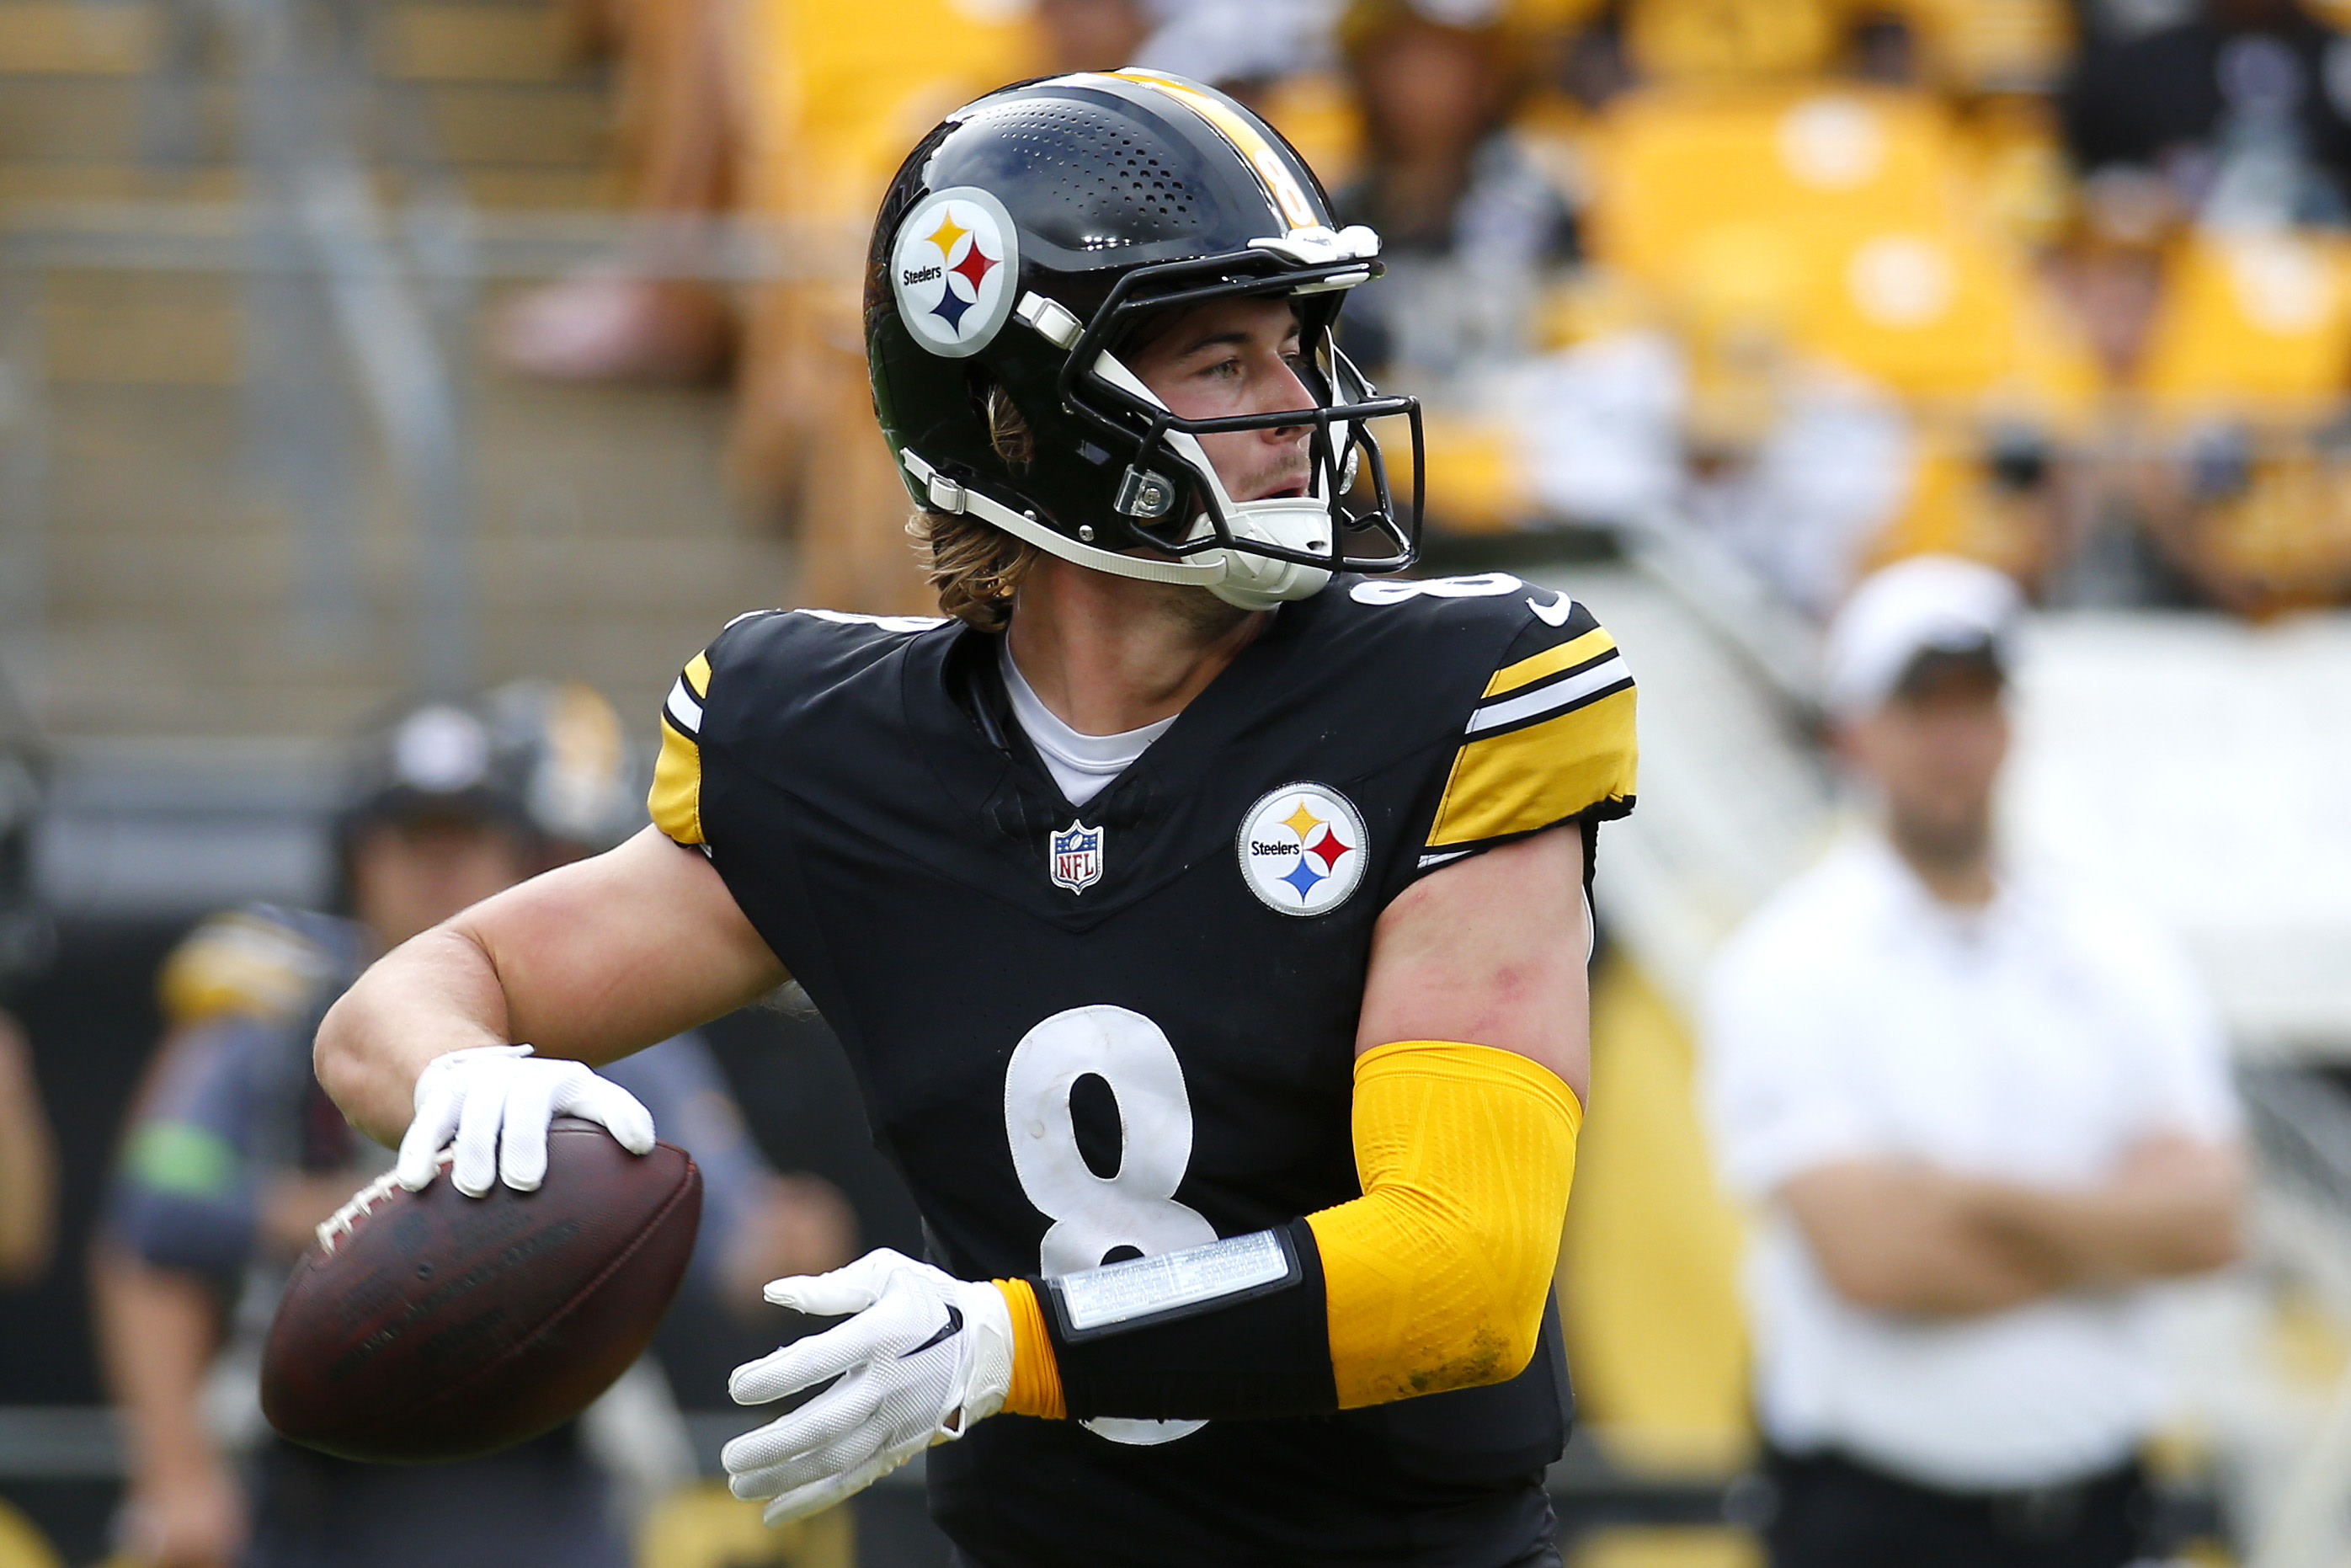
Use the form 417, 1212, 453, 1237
1086, 350, 1335, 610
901, 447, 1229, 589
898, 428, 1335, 610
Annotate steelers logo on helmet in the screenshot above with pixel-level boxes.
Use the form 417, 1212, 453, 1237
891, 185, 1020, 359
1236, 783, 1368, 916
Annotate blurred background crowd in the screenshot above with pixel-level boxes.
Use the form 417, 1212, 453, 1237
3, 0, 2351, 1565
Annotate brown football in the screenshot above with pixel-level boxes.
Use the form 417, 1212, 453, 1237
261, 1117, 701, 1464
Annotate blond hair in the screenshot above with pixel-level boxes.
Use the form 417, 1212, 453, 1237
905, 384, 1042, 632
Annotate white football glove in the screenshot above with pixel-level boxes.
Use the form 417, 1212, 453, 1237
723, 1248, 1014, 1525
395, 1043, 657, 1197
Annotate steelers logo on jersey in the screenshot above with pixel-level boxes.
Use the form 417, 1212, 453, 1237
891, 186, 1020, 359
1235, 783, 1367, 916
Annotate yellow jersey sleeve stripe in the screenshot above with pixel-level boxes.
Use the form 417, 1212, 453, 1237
1426, 685, 1637, 850
649, 651, 712, 845
648, 720, 703, 845
1483, 628, 1616, 700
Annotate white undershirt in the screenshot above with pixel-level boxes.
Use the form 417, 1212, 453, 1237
1000, 643, 1174, 809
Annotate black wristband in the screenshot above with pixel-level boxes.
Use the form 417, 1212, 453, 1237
1032, 1218, 1337, 1421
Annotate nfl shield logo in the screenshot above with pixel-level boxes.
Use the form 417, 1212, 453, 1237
1048, 821, 1104, 895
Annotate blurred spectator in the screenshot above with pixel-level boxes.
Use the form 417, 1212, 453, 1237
2060, 0, 2351, 228
1517, 291, 1915, 614
1899, 0, 2077, 97
93, 689, 850, 1568
0, 717, 55, 1290
494, 0, 739, 383
2033, 164, 2351, 611
1337, 0, 1578, 388
0, 1012, 56, 1288
1700, 557, 2245, 1568
1133, 0, 1341, 90
1618, 0, 1865, 84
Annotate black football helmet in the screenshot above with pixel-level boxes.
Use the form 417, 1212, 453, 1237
866, 69, 1422, 610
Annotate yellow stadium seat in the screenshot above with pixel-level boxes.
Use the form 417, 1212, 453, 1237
1421, 412, 1534, 534
637, 1478, 853, 1568
735, 0, 1042, 227
1589, 86, 1961, 282
1571, 1528, 1762, 1568
1589, 85, 2092, 403
1954, 93, 2072, 249
1250, 72, 1365, 194
0, 1502, 60, 1568
1885, 0, 2074, 93
1802, 222, 2023, 397
2135, 232, 2351, 422
1558, 955, 1751, 1475
2178, 446, 2351, 616
1622, 0, 1851, 83
1861, 419, 2055, 582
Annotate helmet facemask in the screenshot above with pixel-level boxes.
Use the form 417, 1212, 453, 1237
1046, 237, 1425, 610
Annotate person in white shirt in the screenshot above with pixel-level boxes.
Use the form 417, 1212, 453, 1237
1701, 555, 2245, 1568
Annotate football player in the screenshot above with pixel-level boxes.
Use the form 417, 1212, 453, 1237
98, 689, 845, 1568
315, 70, 1637, 1566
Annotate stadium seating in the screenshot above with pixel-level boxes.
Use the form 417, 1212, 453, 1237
730, 0, 1044, 612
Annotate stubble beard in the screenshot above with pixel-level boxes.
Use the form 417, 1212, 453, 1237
1136, 577, 1255, 641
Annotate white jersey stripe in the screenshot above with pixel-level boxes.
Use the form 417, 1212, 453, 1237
1465, 653, 1629, 736
665, 678, 704, 737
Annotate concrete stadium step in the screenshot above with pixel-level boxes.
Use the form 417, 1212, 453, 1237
0, 3, 154, 76
0, 77, 613, 169
379, 6, 580, 83
37, 270, 243, 386
0, 0, 580, 82
4, 0, 776, 749
43, 568, 796, 739
0, 161, 620, 210
35, 372, 792, 739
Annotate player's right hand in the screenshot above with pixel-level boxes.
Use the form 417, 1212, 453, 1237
723, 1248, 1015, 1524
396, 1043, 656, 1197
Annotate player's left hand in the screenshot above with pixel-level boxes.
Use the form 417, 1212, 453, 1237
722, 1248, 1014, 1524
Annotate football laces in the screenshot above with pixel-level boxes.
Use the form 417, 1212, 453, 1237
315, 1148, 455, 1256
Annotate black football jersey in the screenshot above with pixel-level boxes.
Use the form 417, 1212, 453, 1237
650, 573, 1636, 1568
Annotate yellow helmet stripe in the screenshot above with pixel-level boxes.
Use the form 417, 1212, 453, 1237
1097, 68, 1321, 234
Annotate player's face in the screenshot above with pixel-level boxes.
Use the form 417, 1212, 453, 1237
1849, 662, 2009, 863
348, 817, 541, 948
1126, 296, 1314, 506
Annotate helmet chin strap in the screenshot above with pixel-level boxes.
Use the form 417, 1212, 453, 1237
1085, 353, 1335, 611
899, 448, 1227, 589
900, 345, 1341, 609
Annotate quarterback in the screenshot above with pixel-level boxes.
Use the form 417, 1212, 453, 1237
317, 69, 1636, 1566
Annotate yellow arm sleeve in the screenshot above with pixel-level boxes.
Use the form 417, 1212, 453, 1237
1306, 1041, 1582, 1409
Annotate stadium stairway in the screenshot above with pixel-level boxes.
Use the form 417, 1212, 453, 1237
0, 0, 791, 915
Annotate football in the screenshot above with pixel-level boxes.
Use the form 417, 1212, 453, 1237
260, 1117, 702, 1464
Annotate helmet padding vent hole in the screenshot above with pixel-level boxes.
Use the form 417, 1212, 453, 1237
964, 101, 1197, 223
